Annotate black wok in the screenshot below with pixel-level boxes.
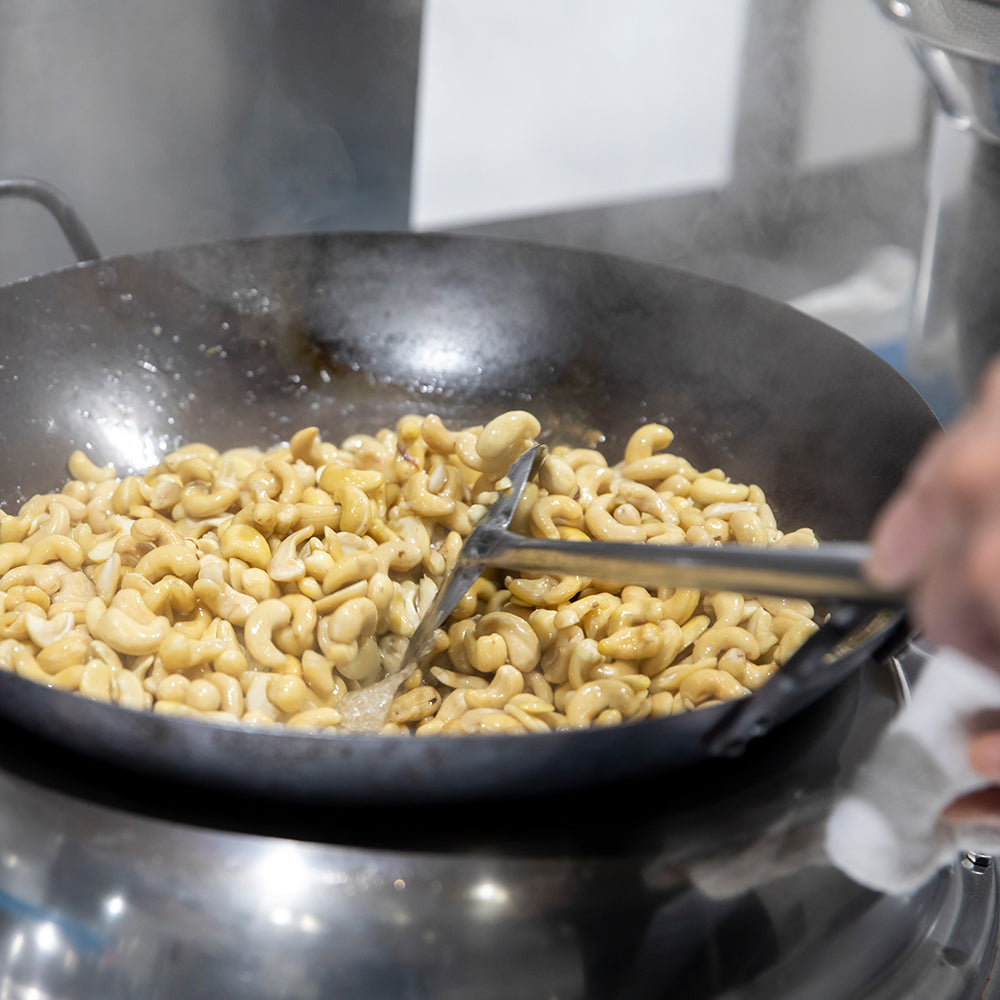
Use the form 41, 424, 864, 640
0, 231, 939, 805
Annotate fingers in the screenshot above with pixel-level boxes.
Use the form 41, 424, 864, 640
867, 357, 1000, 668
878, 359, 1000, 830
867, 429, 955, 590
968, 731, 1000, 778
943, 732, 1000, 825
942, 786, 1000, 825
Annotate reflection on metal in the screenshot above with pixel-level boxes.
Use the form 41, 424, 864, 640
0, 655, 984, 998
887, 653, 914, 706
964, 851, 993, 872
875, 0, 1000, 394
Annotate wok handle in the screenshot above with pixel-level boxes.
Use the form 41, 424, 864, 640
479, 532, 903, 604
703, 603, 912, 757
0, 178, 100, 263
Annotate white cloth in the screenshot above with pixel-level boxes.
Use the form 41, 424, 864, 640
825, 646, 1000, 894
690, 647, 1000, 899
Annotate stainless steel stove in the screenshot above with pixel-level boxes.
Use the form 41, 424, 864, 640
0, 644, 993, 999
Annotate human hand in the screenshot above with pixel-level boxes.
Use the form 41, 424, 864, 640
869, 357, 1000, 823
869, 357, 1000, 670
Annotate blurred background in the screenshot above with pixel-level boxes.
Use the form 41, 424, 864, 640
0, 0, 963, 416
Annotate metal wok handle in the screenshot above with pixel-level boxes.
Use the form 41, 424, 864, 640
704, 602, 912, 757
0, 177, 100, 264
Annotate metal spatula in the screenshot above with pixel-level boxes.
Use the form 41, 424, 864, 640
402, 444, 902, 670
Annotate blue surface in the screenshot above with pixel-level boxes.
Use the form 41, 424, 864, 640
874, 339, 963, 426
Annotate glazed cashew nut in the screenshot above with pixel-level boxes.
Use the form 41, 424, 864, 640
24, 611, 75, 649
68, 450, 116, 483
387, 685, 442, 724
475, 410, 541, 466
265, 458, 305, 505
565, 677, 644, 727
35, 631, 89, 675
267, 673, 311, 715
692, 625, 761, 662
130, 517, 183, 548
287, 427, 321, 466
243, 599, 293, 669
729, 510, 769, 546
135, 542, 201, 583
26, 535, 85, 570
623, 423, 675, 465
325, 596, 379, 646
584, 494, 645, 542
464, 663, 524, 710
456, 708, 526, 734
553, 593, 621, 631
464, 631, 507, 674
285, 707, 343, 731
505, 574, 588, 608
566, 636, 607, 689
193, 555, 258, 627
707, 592, 745, 629
84, 596, 170, 656
659, 588, 701, 625
268, 525, 314, 582
679, 667, 749, 707
236, 567, 282, 603
0, 564, 63, 596
537, 452, 578, 497
218, 523, 273, 569
158, 630, 229, 673
615, 481, 677, 524
0, 542, 30, 576
429, 665, 489, 690
79, 659, 114, 702
144, 477, 183, 512
274, 593, 318, 656
245, 673, 279, 720
530, 495, 584, 540
180, 482, 239, 518
688, 477, 750, 506
401, 470, 456, 519
473, 611, 541, 673
775, 618, 819, 665
620, 454, 685, 484
597, 622, 663, 660
322, 551, 379, 595
333, 482, 372, 535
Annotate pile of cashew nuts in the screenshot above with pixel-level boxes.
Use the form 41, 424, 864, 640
0, 410, 819, 735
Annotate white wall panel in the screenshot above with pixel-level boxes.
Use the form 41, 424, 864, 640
412, 0, 750, 229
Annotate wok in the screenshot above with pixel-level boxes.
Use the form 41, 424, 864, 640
0, 228, 940, 806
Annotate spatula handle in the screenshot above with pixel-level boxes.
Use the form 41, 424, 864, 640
479, 532, 902, 604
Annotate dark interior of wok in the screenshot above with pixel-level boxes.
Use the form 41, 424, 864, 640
0, 233, 931, 530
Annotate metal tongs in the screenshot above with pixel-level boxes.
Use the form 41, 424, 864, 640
405, 444, 904, 670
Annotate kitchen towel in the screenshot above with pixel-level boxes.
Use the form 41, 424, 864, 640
824, 645, 1000, 894
690, 646, 1000, 898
